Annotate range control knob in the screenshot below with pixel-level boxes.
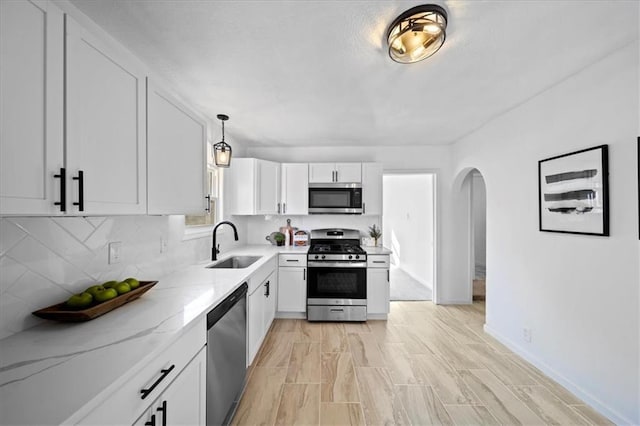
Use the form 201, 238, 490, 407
355, 255, 360, 259
348, 255, 353, 260
321, 255, 326, 260
315, 255, 319, 259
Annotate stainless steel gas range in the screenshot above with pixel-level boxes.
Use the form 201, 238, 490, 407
306, 229, 367, 322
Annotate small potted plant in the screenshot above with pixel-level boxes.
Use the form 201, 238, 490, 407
273, 232, 286, 246
368, 224, 382, 247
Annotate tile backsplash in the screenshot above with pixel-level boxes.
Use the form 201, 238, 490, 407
0, 216, 241, 339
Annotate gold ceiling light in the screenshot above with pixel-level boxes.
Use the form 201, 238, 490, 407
387, 4, 448, 64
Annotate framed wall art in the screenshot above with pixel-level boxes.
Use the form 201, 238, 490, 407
538, 145, 609, 236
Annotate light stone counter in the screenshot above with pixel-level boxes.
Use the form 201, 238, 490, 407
0, 245, 304, 426
364, 246, 392, 255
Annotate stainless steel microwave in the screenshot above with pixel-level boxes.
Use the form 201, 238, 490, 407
308, 183, 362, 214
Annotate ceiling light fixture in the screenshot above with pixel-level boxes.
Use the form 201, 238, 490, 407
213, 114, 232, 168
387, 4, 448, 64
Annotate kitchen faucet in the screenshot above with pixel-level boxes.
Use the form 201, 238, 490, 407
212, 221, 239, 261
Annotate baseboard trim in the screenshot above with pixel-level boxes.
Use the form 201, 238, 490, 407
275, 312, 306, 319
483, 324, 633, 426
438, 299, 472, 305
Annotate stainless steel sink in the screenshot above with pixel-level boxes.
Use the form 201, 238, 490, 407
205, 256, 262, 269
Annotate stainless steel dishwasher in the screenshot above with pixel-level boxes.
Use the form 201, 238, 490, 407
206, 282, 247, 426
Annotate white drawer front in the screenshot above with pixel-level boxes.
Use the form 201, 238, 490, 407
367, 255, 390, 268
279, 254, 307, 267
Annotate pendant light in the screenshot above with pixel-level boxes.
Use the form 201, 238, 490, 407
387, 4, 448, 64
213, 114, 232, 168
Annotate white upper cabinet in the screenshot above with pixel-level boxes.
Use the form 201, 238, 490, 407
147, 80, 206, 215
362, 163, 383, 215
65, 15, 147, 214
281, 163, 308, 215
225, 158, 281, 215
309, 163, 361, 183
0, 0, 64, 215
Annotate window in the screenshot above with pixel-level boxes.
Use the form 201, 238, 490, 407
185, 142, 221, 228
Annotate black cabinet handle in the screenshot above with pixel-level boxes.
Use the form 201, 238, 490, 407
156, 400, 167, 426
145, 414, 156, 426
205, 195, 211, 213
53, 167, 66, 212
140, 364, 175, 400
72, 170, 84, 211
387, 269, 390, 282
363, 202, 366, 215
264, 280, 270, 297
286, 259, 299, 262
283, 202, 286, 214
303, 269, 306, 280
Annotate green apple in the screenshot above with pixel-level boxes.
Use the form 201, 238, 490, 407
66, 292, 93, 309
124, 277, 140, 290
102, 280, 119, 289
94, 287, 118, 303
113, 281, 131, 295
85, 285, 105, 297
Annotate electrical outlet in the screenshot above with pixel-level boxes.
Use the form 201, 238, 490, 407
160, 236, 168, 253
523, 328, 532, 343
108, 242, 122, 264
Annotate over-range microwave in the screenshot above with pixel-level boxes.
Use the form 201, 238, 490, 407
308, 183, 362, 214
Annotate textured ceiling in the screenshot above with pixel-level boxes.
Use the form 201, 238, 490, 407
69, 0, 637, 147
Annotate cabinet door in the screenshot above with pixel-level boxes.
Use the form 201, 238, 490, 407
277, 267, 306, 312
147, 80, 206, 215
65, 16, 146, 214
367, 268, 390, 314
256, 160, 280, 214
308, 163, 336, 183
161, 348, 206, 426
281, 163, 308, 215
362, 163, 383, 215
0, 0, 64, 215
247, 286, 264, 365
335, 163, 362, 183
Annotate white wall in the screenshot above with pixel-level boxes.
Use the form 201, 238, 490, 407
246, 145, 467, 304
451, 40, 639, 424
382, 174, 433, 288
472, 173, 487, 276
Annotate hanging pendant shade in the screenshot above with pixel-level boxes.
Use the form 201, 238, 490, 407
213, 114, 232, 168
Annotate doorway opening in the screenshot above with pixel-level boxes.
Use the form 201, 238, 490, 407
471, 171, 487, 301
382, 173, 435, 301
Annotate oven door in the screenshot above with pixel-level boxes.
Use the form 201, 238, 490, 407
308, 184, 362, 214
307, 263, 366, 304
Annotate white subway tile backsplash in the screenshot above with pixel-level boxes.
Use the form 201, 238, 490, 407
0, 215, 217, 338
0, 219, 26, 256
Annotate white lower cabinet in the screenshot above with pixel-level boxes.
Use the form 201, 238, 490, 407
277, 254, 307, 314
247, 263, 277, 366
76, 319, 206, 425
367, 255, 390, 317
134, 347, 206, 426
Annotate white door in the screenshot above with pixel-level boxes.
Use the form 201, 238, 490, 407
367, 268, 390, 314
162, 348, 206, 425
65, 16, 146, 214
308, 163, 335, 183
0, 0, 64, 215
277, 267, 306, 312
263, 272, 277, 332
256, 160, 280, 215
362, 163, 383, 215
147, 80, 206, 215
335, 163, 362, 183
281, 163, 308, 215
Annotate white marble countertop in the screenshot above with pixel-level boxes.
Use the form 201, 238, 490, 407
363, 246, 392, 255
0, 245, 304, 426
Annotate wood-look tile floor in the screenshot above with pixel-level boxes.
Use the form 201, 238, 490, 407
231, 302, 613, 426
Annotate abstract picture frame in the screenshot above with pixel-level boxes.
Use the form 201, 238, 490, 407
538, 145, 609, 236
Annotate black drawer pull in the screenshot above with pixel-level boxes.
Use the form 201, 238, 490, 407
53, 167, 66, 212
140, 364, 175, 400
72, 170, 84, 211
264, 280, 270, 297
286, 259, 299, 262
372, 261, 386, 263
157, 400, 167, 426
145, 414, 156, 426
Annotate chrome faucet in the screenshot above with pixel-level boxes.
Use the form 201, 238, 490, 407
212, 221, 239, 261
